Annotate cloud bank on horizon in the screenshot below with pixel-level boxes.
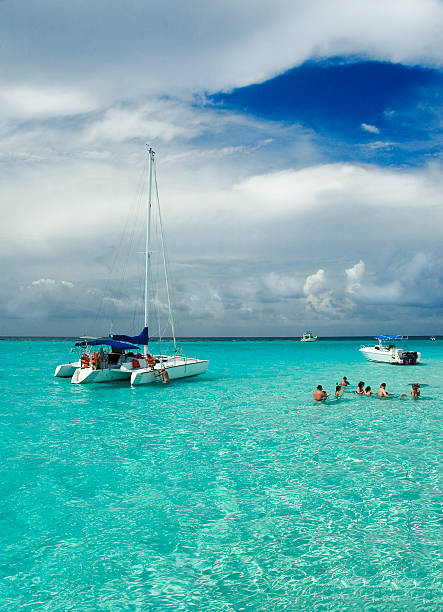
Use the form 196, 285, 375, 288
1, 0, 442, 336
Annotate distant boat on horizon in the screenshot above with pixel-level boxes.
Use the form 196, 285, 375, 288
300, 330, 317, 342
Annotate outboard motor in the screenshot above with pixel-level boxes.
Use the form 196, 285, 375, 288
401, 351, 418, 365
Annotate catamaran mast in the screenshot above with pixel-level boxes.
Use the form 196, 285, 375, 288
144, 146, 154, 356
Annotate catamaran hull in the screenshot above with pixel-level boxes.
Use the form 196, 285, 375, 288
71, 367, 131, 384
131, 359, 209, 386
54, 361, 81, 377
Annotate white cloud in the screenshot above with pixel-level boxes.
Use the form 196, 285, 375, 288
343, 254, 443, 308
0, 86, 97, 119
361, 123, 380, 134
0, 85, 442, 334
9, 278, 76, 318
302, 269, 343, 315
260, 268, 349, 317
303, 269, 326, 296
353, 279, 404, 305
345, 258, 404, 305
305, 290, 341, 315
263, 272, 303, 298
364, 141, 395, 150
405, 252, 431, 280
31, 278, 56, 286
0, 1, 442, 336
346, 260, 365, 294
83, 102, 204, 143
31, 278, 73, 288
235, 163, 443, 215
2, 142, 442, 280
0, 0, 442, 113
6, 277, 140, 324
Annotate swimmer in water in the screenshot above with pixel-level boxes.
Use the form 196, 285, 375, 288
411, 383, 420, 398
335, 385, 344, 397
313, 385, 330, 401
356, 381, 365, 395
378, 382, 389, 397
364, 386, 372, 396
340, 376, 350, 387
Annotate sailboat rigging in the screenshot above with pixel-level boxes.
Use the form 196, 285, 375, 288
54, 147, 209, 385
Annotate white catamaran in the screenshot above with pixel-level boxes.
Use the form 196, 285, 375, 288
55, 147, 209, 385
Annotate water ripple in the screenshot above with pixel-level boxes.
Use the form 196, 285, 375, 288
0, 339, 441, 610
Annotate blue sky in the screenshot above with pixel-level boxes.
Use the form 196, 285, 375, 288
1, 0, 442, 336
211, 60, 443, 166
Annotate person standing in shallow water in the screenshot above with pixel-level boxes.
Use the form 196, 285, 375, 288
340, 376, 350, 387
378, 382, 389, 397
313, 385, 330, 401
335, 385, 344, 397
356, 381, 365, 395
411, 383, 420, 398
364, 386, 372, 396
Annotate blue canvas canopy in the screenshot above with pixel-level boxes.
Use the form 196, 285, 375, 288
112, 326, 149, 345
75, 339, 139, 350
375, 335, 406, 340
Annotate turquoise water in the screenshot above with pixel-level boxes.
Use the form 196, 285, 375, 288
1, 338, 442, 610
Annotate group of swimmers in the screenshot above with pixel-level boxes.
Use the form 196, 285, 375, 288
313, 376, 421, 401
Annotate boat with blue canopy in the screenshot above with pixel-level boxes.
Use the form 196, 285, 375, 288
54, 330, 149, 380
55, 147, 208, 385
359, 335, 421, 365
70, 336, 147, 384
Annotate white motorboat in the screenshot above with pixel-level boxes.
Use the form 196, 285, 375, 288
359, 336, 420, 365
65, 147, 208, 385
300, 330, 317, 342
